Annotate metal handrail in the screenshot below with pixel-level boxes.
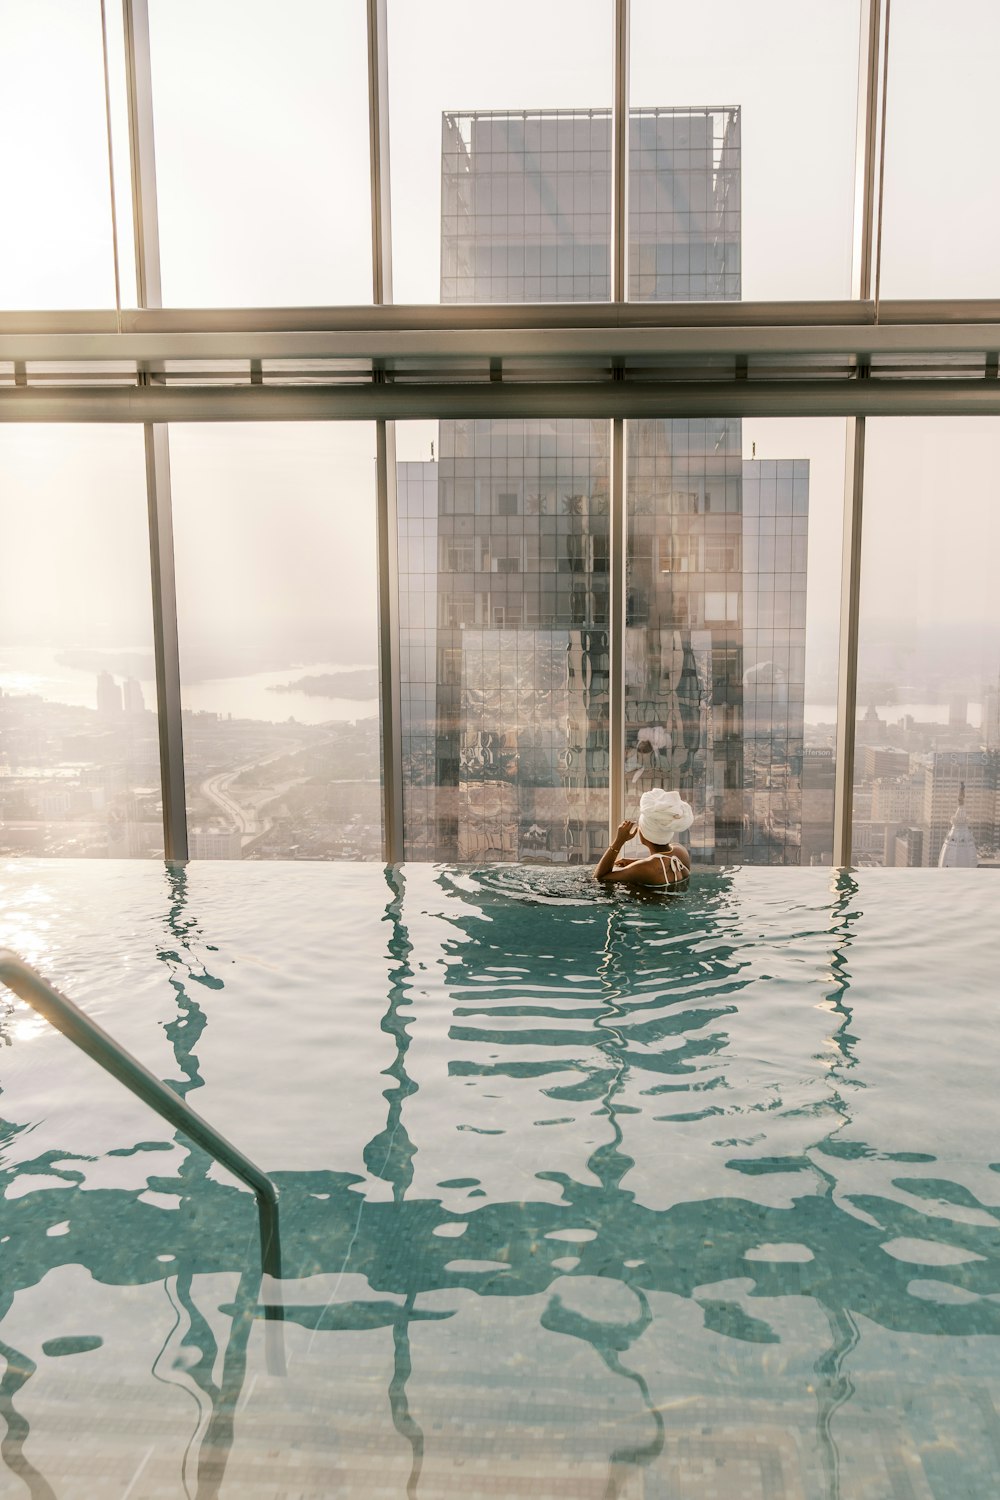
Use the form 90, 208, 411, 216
0, 949, 281, 1292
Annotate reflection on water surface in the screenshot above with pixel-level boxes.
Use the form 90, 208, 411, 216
0, 860, 998, 1498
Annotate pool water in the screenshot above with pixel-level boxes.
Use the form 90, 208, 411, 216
0, 860, 998, 1499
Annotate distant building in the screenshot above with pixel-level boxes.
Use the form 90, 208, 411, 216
801, 746, 835, 864
888, 825, 923, 867
982, 678, 1000, 751
937, 784, 978, 867
189, 829, 244, 859
96, 671, 122, 716
923, 750, 997, 864
856, 702, 886, 746
871, 776, 917, 824
852, 818, 889, 858
860, 746, 909, 779
398, 105, 810, 864
123, 677, 145, 714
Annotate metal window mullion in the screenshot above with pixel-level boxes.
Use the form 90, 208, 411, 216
122, 0, 162, 309
144, 428, 189, 861
833, 0, 885, 868
609, 420, 626, 835
608, 0, 630, 841
376, 421, 403, 862
833, 419, 866, 866
367, 0, 403, 863
367, 0, 392, 307
124, 0, 188, 860
851, 0, 882, 303
611, 0, 629, 304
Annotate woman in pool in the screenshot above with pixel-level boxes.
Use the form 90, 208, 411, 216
594, 786, 694, 888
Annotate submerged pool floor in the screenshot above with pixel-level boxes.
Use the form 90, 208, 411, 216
0, 860, 998, 1499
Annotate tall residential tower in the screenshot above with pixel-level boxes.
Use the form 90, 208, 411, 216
398, 108, 809, 864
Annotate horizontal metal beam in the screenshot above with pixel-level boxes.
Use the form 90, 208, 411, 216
4, 379, 1000, 422
5, 322, 1000, 365
6, 298, 1000, 338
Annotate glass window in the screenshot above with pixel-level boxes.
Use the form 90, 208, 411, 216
0, 428, 162, 857
853, 419, 1000, 869
626, 418, 845, 867
146, 0, 372, 305
386, 0, 613, 303
169, 424, 381, 859
0, 0, 119, 308
630, 0, 862, 300
877, 0, 1000, 297
397, 419, 612, 862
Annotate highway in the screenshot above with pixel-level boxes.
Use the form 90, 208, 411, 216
198, 744, 312, 836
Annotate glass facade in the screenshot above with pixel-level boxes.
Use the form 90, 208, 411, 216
386, 0, 612, 303
878, 0, 1000, 298
0, 2, 994, 869
626, 438, 813, 865
0, 428, 162, 857
399, 108, 830, 864
630, 108, 739, 303
442, 111, 612, 304
399, 421, 612, 862
169, 424, 381, 860
852, 419, 1000, 868
0, 0, 122, 309
146, 0, 373, 306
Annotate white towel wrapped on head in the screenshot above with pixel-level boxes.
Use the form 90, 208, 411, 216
637, 787, 693, 844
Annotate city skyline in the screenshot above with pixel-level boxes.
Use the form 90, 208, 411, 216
2, 6, 999, 866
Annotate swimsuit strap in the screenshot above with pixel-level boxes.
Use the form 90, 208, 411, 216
658, 852, 685, 884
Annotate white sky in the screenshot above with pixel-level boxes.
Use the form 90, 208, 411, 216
1, 0, 998, 677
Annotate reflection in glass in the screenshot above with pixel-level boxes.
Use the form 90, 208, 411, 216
401, 108, 618, 860
169, 425, 381, 860
0, 427, 162, 858
623, 102, 840, 865
399, 423, 611, 862
627, 431, 812, 864
630, 107, 739, 303
853, 419, 1000, 868
396, 94, 835, 862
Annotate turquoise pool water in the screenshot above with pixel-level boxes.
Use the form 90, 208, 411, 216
0, 860, 998, 1499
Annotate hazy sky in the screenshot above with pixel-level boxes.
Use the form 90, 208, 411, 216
2, 0, 998, 689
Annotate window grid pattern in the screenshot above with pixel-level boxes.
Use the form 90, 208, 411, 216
442, 111, 612, 304
630, 108, 740, 303
399, 424, 611, 862
398, 102, 820, 864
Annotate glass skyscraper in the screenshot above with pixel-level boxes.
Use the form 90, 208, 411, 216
398, 107, 808, 863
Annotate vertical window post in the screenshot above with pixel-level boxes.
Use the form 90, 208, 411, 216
833, 0, 884, 867
367, 0, 403, 862
123, 0, 188, 861
609, 0, 629, 837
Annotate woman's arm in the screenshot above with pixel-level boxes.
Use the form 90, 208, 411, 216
594, 820, 637, 880
598, 857, 665, 886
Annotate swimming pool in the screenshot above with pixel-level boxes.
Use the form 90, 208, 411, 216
0, 859, 998, 1499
